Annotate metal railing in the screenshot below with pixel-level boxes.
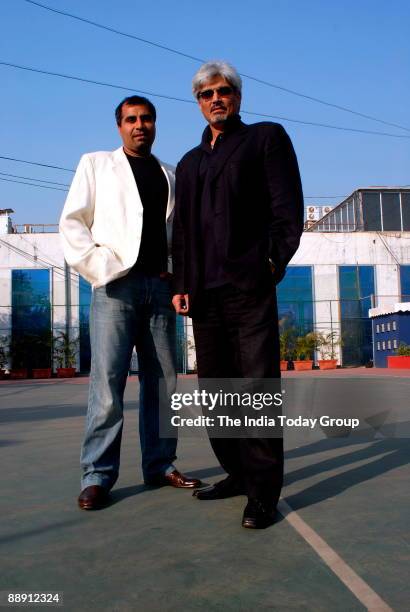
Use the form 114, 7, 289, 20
1, 295, 409, 374
12, 224, 59, 234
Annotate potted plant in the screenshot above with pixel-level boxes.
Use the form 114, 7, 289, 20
53, 331, 79, 377
31, 330, 53, 378
316, 331, 341, 370
279, 327, 297, 371
293, 332, 318, 371
0, 335, 9, 378
387, 343, 410, 369
9, 334, 30, 379
9, 331, 53, 379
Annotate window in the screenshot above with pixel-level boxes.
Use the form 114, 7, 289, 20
339, 266, 375, 365
381, 323, 385, 332
376, 324, 380, 333
79, 277, 92, 372
341, 205, 348, 231
354, 197, 362, 230
402, 193, 410, 231
382, 341, 386, 350
11, 269, 51, 369
393, 321, 397, 331
362, 192, 381, 230
387, 340, 391, 349
377, 342, 380, 350
393, 339, 398, 349
277, 266, 314, 336
347, 199, 355, 230
400, 265, 410, 302
382, 193, 401, 231
387, 323, 391, 331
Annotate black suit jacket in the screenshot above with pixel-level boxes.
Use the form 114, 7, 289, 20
172, 120, 304, 312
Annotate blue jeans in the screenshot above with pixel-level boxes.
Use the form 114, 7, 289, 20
80, 272, 177, 490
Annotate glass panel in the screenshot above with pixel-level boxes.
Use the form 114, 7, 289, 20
362, 192, 381, 230
347, 199, 354, 230
400, 265, 410, 301
402, 193, 410, 231
339, 266, 375, 365
341, 204, 348, 231
354, 196, 363, 230
277, 267, 313, 337
79, 277, 92, 372
11, 269, 51, 369
382, 193, 401, 230
176, 316, 186, 373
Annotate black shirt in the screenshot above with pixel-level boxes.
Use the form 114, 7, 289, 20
126, 153, 168, 275
198, 114, 243, 289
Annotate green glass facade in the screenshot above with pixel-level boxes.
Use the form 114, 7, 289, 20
11, 269, 51, 369
79, 277, 92, 373
339, 266, 375, 365
277, 266, 314, 334
400, 265, 410, 302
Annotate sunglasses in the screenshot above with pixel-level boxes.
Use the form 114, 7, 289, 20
197, 86, 235, 100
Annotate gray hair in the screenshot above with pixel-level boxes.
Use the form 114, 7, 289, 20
192, 61, 242, 97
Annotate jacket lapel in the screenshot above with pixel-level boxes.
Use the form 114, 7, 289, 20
156, 159, 175, 221
111, 147, 143, 213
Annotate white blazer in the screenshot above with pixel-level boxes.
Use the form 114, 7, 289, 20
59, 147, 175, 288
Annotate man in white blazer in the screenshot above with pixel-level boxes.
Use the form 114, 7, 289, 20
60, 95, 201, 510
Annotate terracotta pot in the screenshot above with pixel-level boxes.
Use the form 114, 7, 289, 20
318, 359, 338, 370
32, 368, 52, 379
56, 367, 76, 378
280, 360, 288, 371
387, 356, 410, 369
10, 368, 28, 379
293, 360, 313, 371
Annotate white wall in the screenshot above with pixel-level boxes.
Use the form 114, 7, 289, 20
1, 230, 410, 369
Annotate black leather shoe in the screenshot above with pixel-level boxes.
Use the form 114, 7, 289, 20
193, 476, 245, 500
242, 498, 277, 529
145, 469, 201, 489
78, 485, 110, 510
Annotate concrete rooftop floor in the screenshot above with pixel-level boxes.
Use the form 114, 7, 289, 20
0, 371, 409, 611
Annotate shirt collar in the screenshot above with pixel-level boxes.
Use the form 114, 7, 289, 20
200, 114, 244, 150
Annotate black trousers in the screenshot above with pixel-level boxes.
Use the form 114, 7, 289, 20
192, 283, 283, 505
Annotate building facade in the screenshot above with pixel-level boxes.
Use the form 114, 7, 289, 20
1, 187, 410, 372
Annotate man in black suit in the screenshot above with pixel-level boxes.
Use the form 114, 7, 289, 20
172, 61, 304, 528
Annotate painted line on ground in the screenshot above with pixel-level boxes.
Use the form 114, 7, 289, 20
278, 498, 393, 612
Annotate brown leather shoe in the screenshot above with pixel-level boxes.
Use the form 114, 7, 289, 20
145, 469, 201, 489
78, 485, 110, 510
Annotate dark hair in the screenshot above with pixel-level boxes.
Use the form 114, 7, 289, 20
115, 96, 157, 125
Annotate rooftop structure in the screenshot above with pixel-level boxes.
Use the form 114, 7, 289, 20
307, 187, 410, 233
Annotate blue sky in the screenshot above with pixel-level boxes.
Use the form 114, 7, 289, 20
0, 0, 409, 225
